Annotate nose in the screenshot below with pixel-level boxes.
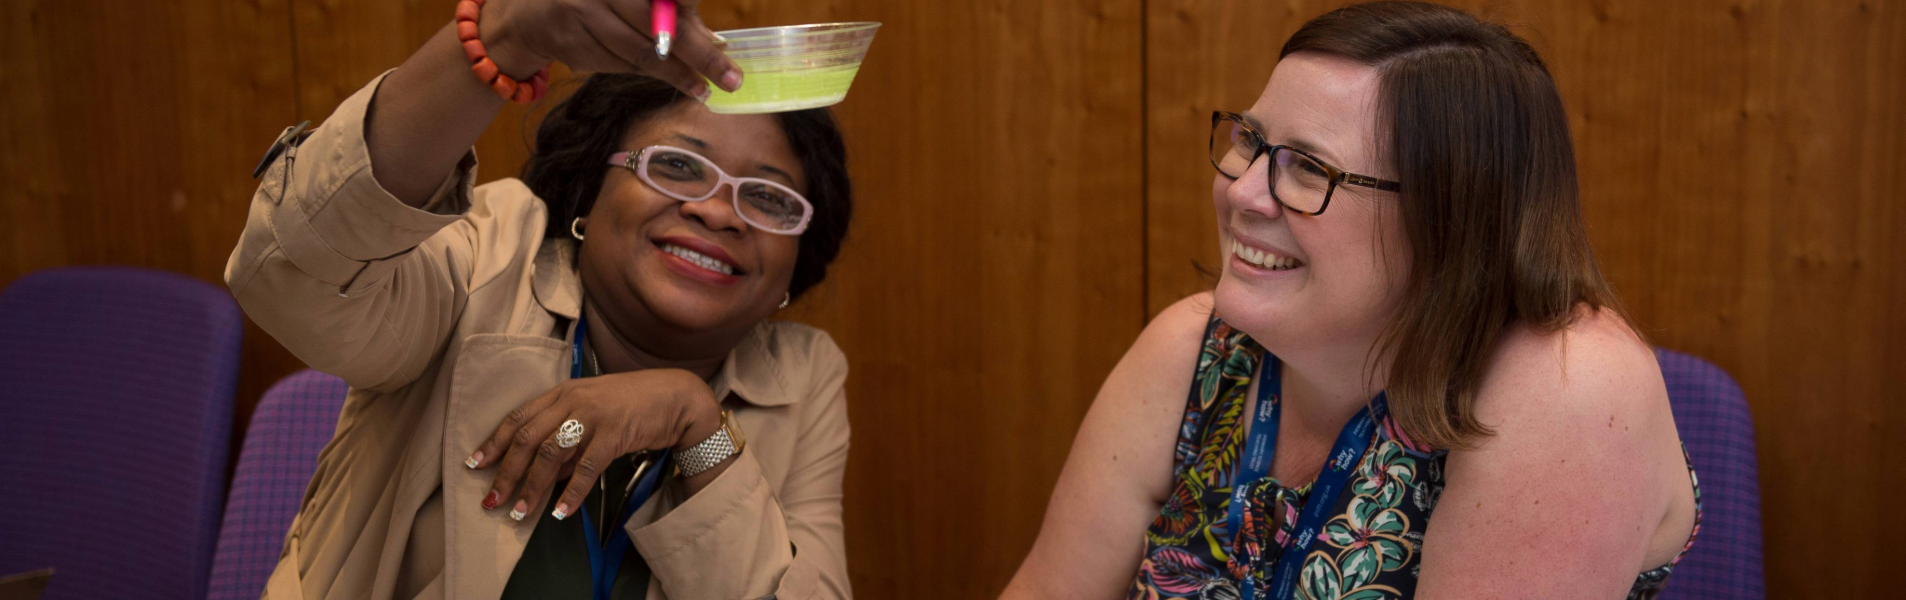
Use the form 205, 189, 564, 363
678, 182, 749, 233
1224, 153, 1283, 220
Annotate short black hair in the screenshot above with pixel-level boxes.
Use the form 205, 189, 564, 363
521, 74, 854, 301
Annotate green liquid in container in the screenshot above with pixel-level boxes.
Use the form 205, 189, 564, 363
704, 65, 863, 114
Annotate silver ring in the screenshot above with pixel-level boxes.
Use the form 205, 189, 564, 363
556, 419, 584, 449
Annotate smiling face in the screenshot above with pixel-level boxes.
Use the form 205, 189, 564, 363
577, 101, 806, 336
1212, 52, 1410, 356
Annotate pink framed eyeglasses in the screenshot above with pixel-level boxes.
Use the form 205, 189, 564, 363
608, 146, 813, 235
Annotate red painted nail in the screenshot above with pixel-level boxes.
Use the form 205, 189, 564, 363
482, 490, 500, 510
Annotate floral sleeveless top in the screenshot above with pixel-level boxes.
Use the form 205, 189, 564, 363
1128, 316, 1701, 600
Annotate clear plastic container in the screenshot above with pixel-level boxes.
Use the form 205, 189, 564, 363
704, 22, 882, 114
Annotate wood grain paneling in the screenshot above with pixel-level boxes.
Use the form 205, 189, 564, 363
1143, 1, 1903, 597
0, 0, 300, 445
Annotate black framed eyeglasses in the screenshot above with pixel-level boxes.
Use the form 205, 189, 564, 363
1209, 110, 1401, 216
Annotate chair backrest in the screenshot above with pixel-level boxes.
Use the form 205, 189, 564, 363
1654, 348, 1766, 600
207, 369, 349, 600
0, 267, 242, 600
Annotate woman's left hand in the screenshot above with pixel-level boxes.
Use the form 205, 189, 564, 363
466, 368, 723, 522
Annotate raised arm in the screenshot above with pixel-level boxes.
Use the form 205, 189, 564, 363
226, 0, 742, 389
367, 0, 741, 205
1000, 293, 1214, 600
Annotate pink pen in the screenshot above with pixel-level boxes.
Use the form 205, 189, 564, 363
652, 0, 677, 59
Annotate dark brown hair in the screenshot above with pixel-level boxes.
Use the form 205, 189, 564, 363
1282, 1, 1630, 449
521, 74, 853, 301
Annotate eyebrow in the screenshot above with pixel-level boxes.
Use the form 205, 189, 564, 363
670, 133, 709, 149
669, 132, 798, 186
1282, 136, 1342, 167
1239, 113, 1346, 167
756, 164, 796, 186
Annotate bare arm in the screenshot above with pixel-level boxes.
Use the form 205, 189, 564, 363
1000, 293, 1214, 600
365, 0, 741, 205
1417, 313, 1689, 598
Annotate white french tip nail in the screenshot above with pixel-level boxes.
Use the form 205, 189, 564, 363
508, 508, 526, 521
464, 456, 480, 469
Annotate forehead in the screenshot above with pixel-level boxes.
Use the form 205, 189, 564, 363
621, 102, 807, 189
1246, 52, 1384, 168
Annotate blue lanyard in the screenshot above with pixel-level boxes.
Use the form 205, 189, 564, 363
1224, 352, 1386, 600
571, 318, 669, 600
577, 448, 667, 600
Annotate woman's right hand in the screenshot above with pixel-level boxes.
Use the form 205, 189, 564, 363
481, 0, 741, 99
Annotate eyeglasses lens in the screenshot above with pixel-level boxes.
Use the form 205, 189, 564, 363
645, 149, 809, 232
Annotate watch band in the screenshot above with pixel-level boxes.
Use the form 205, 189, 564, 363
675, 410, 744, 478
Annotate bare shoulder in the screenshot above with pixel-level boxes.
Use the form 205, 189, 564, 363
1473, 306, 1666, 431
1085, 290, 1215, 448
1417, 306, 1690, 597
1125, 292, 1217, 382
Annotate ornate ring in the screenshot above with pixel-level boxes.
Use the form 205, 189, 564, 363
555, 419, 584, 449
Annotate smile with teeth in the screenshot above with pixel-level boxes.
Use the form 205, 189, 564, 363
1232, 240, 1305, 271
661, 243, 738, 276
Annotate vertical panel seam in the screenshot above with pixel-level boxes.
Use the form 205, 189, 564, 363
1137, 0, 1150, 325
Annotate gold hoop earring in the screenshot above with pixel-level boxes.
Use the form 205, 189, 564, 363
570, 217, 585, 241
779, 292, 790, 309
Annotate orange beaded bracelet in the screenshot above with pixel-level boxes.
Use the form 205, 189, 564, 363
455, 0, 549, 104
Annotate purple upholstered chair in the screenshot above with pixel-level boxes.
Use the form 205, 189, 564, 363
207, 369, 349, 600
1655, 347, 1766, 600
0, 267, 242, 600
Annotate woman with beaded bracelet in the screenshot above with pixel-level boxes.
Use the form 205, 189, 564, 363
226, 0, 856, 598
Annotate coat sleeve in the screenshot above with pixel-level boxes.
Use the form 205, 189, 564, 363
630, 335, 854, 600
224, 70, 542, 392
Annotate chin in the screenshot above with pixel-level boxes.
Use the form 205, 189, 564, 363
1212, 275, 1292, 342
640, 292, 745, 332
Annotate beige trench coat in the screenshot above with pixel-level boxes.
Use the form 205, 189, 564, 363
225, 73, 852, 600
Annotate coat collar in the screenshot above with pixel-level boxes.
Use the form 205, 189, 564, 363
531, 238, 797, 408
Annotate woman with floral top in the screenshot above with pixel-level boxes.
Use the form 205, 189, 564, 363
1001, 3, 1700, 599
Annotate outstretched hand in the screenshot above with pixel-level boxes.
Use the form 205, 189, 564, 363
480, 0, 741, 99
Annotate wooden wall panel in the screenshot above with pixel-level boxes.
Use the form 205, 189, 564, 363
1143, 1, 1903, 597
0, 0, 300, 447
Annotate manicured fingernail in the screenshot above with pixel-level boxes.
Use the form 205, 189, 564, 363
551, 503, 570, 520
690, 83, 711, 103
465, 451, 483, 469
720, 70, 742, 91
482, 490, 500, 510
509, 500, 527, 521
